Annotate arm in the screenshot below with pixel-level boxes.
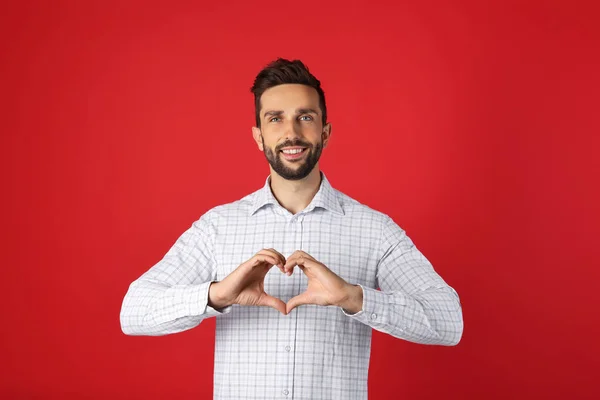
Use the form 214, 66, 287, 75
119, 212, 232, 336
341, 216, 464, 346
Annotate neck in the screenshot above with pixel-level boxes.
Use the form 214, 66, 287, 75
269, 167, 322, 215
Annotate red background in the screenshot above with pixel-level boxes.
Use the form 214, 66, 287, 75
1, 0, 599, 398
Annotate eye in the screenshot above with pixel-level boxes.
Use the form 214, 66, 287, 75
269, 117, 281, 122
299, 115, 313, 121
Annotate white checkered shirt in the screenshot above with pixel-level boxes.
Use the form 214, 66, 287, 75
120, 171, 463, 399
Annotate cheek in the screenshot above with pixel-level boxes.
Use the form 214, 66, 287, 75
302, 123, 323, 136
260, 128, 281, 145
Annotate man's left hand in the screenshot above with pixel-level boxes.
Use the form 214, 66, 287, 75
283, 250, 363, 315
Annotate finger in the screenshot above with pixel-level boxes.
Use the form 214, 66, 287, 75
298, 250, 315, 260
266, 248, 286, 265
283, 253, 302, 273
287, 264, 308, 277
286, 292, 311, 314
284, 254, 317, 274
259, 294, 287, 315
290, 250, 315, 261
257, 249, 285, 272
250, 254, 280, 270
258, 248, 285, 265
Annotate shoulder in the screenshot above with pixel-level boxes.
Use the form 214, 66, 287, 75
195, 187, 261, 226
334, 188, 395, 228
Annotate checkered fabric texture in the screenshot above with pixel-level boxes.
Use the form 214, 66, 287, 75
120, 171, 463, 399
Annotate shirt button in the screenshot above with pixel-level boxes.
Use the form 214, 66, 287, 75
371, 313, 377, 320
282, 389, 289, 396
285, 345, 291, 352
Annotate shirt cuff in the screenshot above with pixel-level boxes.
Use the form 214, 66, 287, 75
180, 281, 233, 318
341, 284, 407, 328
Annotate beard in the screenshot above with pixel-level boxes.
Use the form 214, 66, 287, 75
262, 138, 323, 181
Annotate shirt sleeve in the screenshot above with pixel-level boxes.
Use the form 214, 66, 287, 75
341, 215, 464, 346
120, 211, 232, 336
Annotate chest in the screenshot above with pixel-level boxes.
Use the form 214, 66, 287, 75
213, 212, 380, 298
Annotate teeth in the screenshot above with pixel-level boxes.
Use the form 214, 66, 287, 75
282, 148, 304, 154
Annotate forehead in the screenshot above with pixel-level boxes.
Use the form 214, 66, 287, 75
260, 84, 320, 114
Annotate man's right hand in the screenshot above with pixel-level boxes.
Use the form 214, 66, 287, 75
208, 248, 288, 315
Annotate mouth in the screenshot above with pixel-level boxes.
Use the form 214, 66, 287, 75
280, 147, 308, 161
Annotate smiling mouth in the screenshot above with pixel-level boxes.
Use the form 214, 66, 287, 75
280, 148, 308, 160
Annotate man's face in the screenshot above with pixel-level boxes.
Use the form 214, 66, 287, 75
252, 84, 331, 181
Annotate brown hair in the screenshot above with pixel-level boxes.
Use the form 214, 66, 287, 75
250, 58, 327, 128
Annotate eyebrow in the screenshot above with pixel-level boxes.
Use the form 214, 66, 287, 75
263, 108, 319, 119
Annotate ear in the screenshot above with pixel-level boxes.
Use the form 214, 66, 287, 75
322, 122, 332, 148
252, 126, 264, 151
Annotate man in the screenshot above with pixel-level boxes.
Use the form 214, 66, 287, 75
120, 58, 463, 399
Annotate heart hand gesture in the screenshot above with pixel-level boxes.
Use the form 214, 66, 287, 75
208, 248, 288, 314
208, 249, 363, 316
283, 250, 363, 315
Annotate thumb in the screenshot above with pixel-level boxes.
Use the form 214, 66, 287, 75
286, 292, 311, 314
259, 294, 287, 315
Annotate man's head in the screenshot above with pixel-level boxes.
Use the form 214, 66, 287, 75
251, 58, 331, 181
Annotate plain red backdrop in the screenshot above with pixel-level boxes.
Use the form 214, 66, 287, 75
1, 0, 598, 398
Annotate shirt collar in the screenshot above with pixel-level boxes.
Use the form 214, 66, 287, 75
250, 171, 345, 217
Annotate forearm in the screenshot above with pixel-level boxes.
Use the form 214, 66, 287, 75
342, 284, 463, 346
339, 284, 364, 314
120, 279, 231, 336
207, 281, 235, 309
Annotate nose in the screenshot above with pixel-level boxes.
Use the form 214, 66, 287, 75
282, 118, 302, 141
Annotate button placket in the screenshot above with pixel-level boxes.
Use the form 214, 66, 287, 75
285, 213, 304, 400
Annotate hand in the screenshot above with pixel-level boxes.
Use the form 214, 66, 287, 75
283, 250, 363, 314
209, 248, 288, 315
